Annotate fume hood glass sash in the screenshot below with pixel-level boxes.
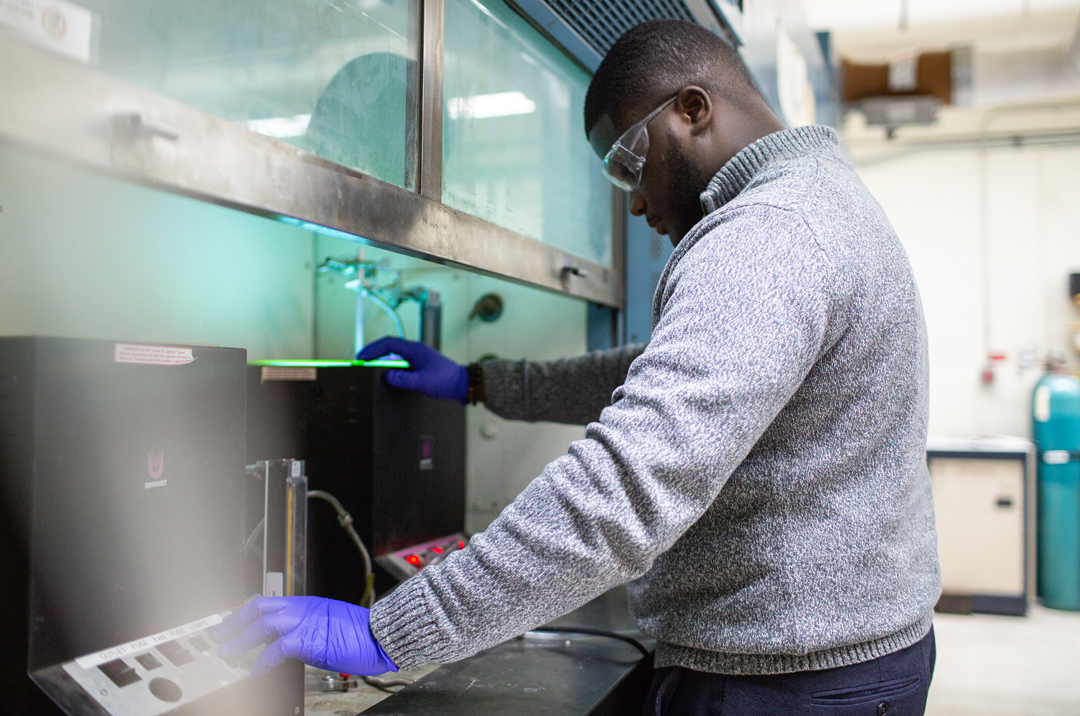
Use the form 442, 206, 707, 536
0, 0, 621, 307
442, 0, 613, 267
49, 0, 421, 190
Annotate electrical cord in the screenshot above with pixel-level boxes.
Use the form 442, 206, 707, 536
527, 627, 652, 660
307, 490, 375, 608
241, 518, 265, 557
362, 674, 415, 690
359, 286, 405, 338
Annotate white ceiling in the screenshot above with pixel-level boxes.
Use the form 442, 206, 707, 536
803, 0, 1076, 30
800, 0, 1080, 59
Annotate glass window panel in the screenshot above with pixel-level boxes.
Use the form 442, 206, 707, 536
71, 0, 415, 188
442, 0, 612, 266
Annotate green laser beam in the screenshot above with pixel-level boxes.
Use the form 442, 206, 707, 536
250, 359, 410, 369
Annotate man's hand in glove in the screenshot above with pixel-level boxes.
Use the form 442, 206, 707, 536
357, 336, 469, 404
210, 596, 398, 678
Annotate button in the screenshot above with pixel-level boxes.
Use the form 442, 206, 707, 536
156, 640, 195, 667
134, 653, 162, 671
188, 635, 212, 652
98, 658, 141, 688
877, 703, 890, 716
148, 677, 183, 703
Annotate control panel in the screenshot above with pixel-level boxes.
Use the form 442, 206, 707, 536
375, 533, 469, 581
55, 610, 263, 716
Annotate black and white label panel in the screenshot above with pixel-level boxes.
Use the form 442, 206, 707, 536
60, 611, 264, 716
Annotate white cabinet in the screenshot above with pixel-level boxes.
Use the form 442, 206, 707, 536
928, 437, 1035, 616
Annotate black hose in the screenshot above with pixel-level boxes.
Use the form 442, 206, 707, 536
362, 674, 415, 690
528, 626, 651, 660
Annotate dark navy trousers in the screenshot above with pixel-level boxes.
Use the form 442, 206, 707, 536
644, 627, 936, 716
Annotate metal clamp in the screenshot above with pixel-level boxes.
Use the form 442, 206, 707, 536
561, 265, 589, 280
112, 112, 180, 142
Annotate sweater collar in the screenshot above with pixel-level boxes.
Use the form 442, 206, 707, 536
699, 125, 839, 214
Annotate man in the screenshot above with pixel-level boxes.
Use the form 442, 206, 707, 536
214, 20, 940, 714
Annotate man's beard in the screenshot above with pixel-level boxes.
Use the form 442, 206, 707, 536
665, 131, 712, 245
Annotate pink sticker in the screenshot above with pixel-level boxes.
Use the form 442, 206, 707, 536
114, 343, 195, 366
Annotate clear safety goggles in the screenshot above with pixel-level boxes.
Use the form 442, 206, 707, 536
601, 95, 677, 192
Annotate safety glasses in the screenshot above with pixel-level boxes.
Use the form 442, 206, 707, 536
600, 95, 677, 192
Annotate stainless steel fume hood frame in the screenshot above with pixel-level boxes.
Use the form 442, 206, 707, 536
0, 7, 624, 309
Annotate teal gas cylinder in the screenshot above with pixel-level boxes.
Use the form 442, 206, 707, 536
1033, 369, 1080, 610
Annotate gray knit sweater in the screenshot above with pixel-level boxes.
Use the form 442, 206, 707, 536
370, 126, 940, 675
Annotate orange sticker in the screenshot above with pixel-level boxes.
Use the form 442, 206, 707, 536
261, 366, 317, 382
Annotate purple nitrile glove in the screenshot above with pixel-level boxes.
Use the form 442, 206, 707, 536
357, 336, 469, 404
210, 596, 397, 678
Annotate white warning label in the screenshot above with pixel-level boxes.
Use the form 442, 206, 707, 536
114, 343, 196, 366
73, 614, 223, 669
0, 0, 97, 64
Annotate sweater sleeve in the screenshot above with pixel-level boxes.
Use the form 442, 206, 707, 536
369, 205, 840, 669
480, 344, 646, 426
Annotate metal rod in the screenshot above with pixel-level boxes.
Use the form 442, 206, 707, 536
419, 0, 445, 202
610, 187, 627, 345
259, 462, 271, 596
847, 129, 1080, 166
420, 292, 442, 349
405, 0, 422, 193
354, 291, 366, 358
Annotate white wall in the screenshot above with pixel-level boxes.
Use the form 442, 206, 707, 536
853, 142, 1080, 439
0, 143, 316, 358
457, 275, 587, 534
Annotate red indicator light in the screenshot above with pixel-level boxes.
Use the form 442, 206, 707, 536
432, 547, 443, 554
406, 555, 421, 566
458, 541, 465, 549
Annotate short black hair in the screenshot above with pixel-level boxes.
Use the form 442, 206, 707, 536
584, 20, 759, 137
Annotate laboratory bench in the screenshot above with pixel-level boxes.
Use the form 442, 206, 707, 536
305, 586, 654, 715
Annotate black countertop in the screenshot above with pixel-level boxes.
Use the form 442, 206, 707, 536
357, 585, 653, 715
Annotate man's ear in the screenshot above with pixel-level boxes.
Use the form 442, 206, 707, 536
676, 86, 712, 137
